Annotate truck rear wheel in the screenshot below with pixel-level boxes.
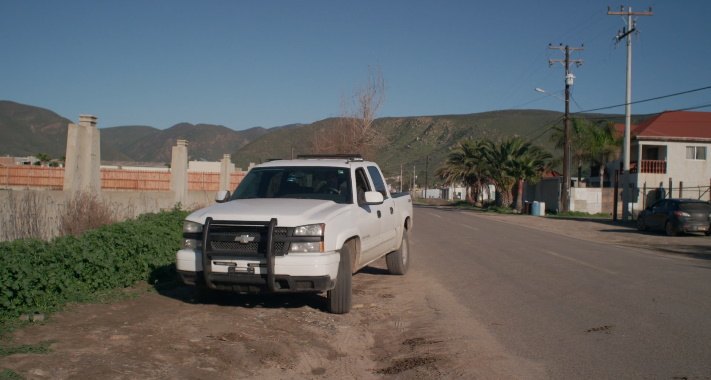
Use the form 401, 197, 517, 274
327, 241, 353, 314
386, 231, 409, 275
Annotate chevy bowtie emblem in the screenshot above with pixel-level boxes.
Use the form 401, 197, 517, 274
235, 234, 255, 244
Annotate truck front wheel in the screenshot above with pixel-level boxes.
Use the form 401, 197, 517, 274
386, 231, 410, 275
327, 241, 353, 314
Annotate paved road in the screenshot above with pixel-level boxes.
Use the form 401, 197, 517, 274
412, 206, 711, 379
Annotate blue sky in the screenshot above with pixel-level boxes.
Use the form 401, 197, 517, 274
2, 0, 710, 130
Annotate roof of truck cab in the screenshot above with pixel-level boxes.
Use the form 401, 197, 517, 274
254, 158, 374, 168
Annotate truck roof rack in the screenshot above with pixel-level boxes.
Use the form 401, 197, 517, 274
296, 154, 363, 161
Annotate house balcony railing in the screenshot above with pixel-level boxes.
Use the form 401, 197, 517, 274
630, 160, 667, 174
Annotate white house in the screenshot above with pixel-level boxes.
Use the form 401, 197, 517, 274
613, 111, 711, 210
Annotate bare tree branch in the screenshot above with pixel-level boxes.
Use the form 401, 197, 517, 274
311, 66, 385, 157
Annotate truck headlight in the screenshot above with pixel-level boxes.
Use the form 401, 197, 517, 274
183, 221, 203, 233
182, 221, 203, 249
293, 224, 324, 236
290, 224, 324, 253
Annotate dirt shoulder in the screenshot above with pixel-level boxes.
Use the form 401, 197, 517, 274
0, 258, 543, 379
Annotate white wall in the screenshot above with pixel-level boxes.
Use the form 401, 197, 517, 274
570, 187, 602, 214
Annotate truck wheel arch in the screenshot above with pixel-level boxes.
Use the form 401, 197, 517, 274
345, 237, 360, 274
404, 216, 412, 231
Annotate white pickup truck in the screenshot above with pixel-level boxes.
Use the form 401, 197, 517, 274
176, 155, 413, 314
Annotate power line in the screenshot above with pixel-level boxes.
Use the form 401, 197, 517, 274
573, 85, 711, 114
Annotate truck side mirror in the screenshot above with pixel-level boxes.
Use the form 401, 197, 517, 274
363, 191, 384, 205
215, 190, 231, 203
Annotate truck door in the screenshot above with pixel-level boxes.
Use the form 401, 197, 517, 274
354, 167, 387, 264
366, 165, 398, 252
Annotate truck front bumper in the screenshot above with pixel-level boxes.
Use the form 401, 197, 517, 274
176, 248, 340, 293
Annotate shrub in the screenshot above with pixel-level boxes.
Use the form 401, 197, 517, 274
59, 192, 117, 237
0, 209, 188, 323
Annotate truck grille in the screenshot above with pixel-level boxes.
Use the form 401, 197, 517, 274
205, 224, 288, 256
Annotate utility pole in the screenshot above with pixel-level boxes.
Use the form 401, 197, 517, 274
412, 165, 416, 193
608, 5, 653, 221
548, 44, 583, 212
424, 155, 429, 199
400, 163, 403, 193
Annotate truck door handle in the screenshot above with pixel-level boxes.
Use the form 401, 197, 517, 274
377, 210, 382, 218
390, 207, 394, 214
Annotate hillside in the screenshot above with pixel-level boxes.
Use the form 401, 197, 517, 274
0, 101, 72, 158
0, 101, 270, 163
1, 100, 633, 184
231, 110, 568, 178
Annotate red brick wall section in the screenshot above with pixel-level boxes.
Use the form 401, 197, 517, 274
0, 166, 64, 189
1, 166, 244, 192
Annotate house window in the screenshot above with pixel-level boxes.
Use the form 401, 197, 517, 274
686, 146, 707, 160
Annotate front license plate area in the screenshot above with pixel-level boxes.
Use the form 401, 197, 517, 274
212, 260, 260, 274
228, 266, 255, 274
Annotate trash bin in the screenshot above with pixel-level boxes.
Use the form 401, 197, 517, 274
532, 201, 540, 216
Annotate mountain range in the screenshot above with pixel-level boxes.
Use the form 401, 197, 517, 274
0, 100, 629, 177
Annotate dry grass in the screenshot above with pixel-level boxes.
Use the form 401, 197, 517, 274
0, 189, 180, 242
0, 190, 56, 241
59, 192, 117, 237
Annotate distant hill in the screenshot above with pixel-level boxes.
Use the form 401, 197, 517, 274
0, 101, 72, 158
231, 110, 569, 176
0, 101, 270, 163
1, 99, 635, 181
103, 123, 269, 163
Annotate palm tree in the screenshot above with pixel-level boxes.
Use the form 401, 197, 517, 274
583, 121, 620, 188
435, 139, 490, 204
550, 118, 588, 182
551, 118, 621, 186
483, 137, 551, 210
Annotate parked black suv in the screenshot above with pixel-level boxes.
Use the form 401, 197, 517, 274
637, 198, 711, 236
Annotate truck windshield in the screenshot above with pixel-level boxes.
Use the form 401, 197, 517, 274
231, 166, 352, 204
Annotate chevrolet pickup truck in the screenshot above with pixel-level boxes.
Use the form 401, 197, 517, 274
176, 155, 413, 314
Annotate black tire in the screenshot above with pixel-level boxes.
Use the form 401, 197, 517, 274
665, 221, 678, 236
386, 230, 410, 275
327, 241, 353, 314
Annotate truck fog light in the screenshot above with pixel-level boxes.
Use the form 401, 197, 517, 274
182, 239, 201, 249
289, 242, 323, 253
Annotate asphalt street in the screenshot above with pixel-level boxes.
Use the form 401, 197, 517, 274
412, 206, 711, 379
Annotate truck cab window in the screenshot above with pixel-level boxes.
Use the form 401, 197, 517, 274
355, 168, 371, 204
367, 166, 388, 198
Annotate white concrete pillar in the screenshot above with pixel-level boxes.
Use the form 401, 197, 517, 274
219, 154, 235, 191
63, 115, 100, 194
171, 140, 189, 206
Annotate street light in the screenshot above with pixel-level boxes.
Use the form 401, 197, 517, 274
535, 87, 571, 213
535, 87, 563, 101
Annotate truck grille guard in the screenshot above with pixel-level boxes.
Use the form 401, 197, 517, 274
202, 217, 282, 292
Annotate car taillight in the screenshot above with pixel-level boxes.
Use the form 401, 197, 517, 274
673, 211, 690, 218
